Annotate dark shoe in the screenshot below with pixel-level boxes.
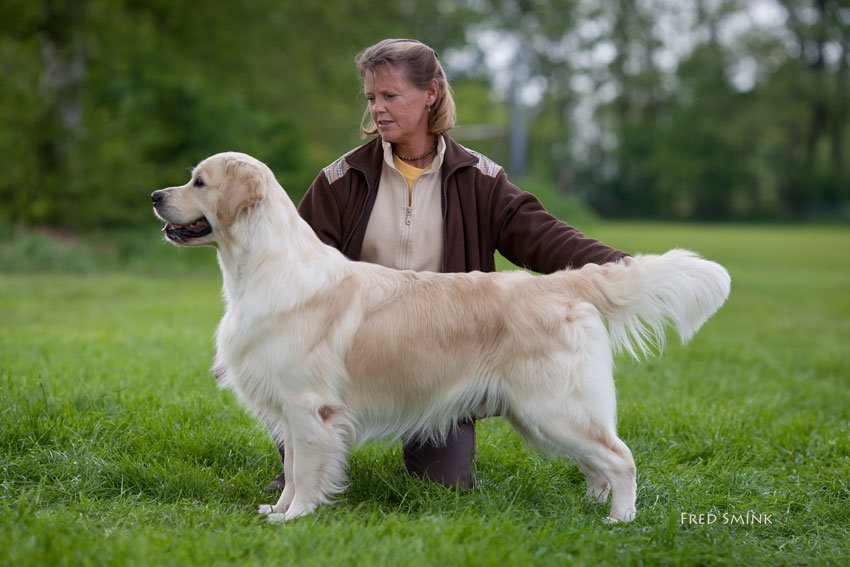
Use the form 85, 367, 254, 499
264, 470, 286, 493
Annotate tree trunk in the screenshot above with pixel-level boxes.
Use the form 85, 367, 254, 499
36, 0, 87, 225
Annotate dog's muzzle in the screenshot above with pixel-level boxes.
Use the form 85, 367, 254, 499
152, 190, 213, 242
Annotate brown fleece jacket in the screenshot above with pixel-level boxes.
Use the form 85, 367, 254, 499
297, 134, 628, 274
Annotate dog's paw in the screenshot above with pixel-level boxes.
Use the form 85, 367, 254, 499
603, 508, 637, 524
282, 502, 316, 521
258, 504, 274, 515
266, 513, 288, 523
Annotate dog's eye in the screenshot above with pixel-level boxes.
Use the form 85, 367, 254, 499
194, 178, 205, 188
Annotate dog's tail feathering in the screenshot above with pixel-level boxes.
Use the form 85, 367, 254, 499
567, 249, 731, 359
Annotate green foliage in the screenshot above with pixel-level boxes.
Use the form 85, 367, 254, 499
565, 0, 850, 220
470, 0, 850, 220
2, 0, 849, 228
519, 175, 600, 231
0, 0, 474, 230
0, 226, 219, 273
2, 223, 848, 565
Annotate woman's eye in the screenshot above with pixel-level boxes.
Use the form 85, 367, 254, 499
194, 178, 205, 187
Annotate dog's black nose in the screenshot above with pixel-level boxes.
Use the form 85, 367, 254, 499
151, 191, 164, 206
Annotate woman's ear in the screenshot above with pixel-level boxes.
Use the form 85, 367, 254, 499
426, 79, 439, 107
216, 161, 265, 225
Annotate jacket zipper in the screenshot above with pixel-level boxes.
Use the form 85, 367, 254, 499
405, 172, 413, 226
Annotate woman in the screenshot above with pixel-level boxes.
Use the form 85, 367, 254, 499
266, 38, 629, 491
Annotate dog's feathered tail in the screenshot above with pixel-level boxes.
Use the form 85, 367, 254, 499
564, 249, 731, 359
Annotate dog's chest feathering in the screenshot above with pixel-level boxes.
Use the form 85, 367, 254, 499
214, 276, 366, 412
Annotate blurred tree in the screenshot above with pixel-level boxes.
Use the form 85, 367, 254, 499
573, 0, 668, 217
773, 0, 850, 216
0, 0, 472, 229
623, 0, 755, 219
0, 0, 87, 226
441, 0, 582, 182
1, 0, 848, 227
37, 0, 87, 221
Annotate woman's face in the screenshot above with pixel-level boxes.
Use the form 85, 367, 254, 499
364, 63, 437, 147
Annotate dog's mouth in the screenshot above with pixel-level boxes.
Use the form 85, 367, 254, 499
162, 217, 212, 242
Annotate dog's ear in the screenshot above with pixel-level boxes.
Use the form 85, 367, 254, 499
216, 160, 265, 225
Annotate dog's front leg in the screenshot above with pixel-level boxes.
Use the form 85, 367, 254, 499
268, 400, 351, 522
261, 427, 295, 521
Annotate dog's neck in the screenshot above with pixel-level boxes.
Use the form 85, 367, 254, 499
215, 194, 345, 311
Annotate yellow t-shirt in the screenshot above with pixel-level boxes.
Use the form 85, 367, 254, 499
392, 153, 427, 206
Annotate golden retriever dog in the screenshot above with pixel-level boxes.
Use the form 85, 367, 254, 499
151, 152, 730, 523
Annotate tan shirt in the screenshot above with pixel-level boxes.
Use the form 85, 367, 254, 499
360, 137, 446, 272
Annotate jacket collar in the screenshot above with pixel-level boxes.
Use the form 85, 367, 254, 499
345, 133, 478, 185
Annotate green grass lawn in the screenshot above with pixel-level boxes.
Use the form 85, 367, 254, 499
1, 223, 848, 566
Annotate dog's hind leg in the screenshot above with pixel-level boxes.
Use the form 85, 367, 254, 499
574, 456, 610, 503
505, 350, 637, 523
508, 404, 637, 523
578, 436, 636, 523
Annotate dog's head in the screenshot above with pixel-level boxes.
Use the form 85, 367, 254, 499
151, 152, 268, 246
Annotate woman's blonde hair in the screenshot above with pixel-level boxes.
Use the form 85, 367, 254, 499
356, 38, 456, 137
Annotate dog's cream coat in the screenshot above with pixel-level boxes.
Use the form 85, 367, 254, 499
152, 152, 730, 523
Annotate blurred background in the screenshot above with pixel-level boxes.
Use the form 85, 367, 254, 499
1, 0, 848, 239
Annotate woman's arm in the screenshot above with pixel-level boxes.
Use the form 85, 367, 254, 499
490, 171, 628, 274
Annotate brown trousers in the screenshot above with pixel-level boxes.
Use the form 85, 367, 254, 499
402, 419, 477, 489
272, 419, 477, 489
